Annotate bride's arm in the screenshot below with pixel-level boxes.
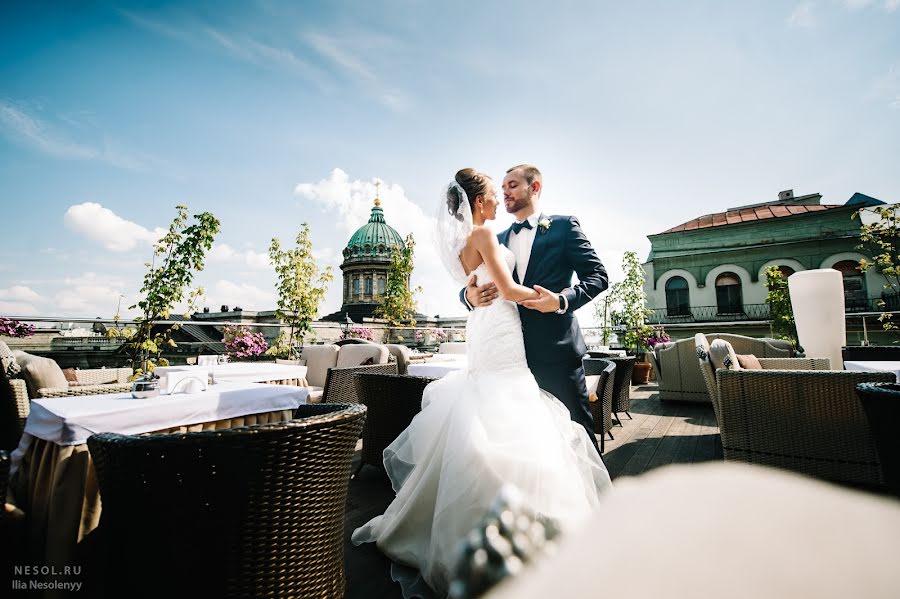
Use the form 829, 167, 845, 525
471, 227, 538, 302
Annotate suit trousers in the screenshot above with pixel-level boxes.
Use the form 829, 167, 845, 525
528, 360, 601, 456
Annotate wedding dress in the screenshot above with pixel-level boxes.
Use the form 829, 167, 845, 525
352, 246, 612, 598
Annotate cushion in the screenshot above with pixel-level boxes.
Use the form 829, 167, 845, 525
736, 354, 762, 369
0, 340, 20, 378
708, 339, 741, 373
18, 354, 69, 398
306, 386, 324, 404
62, 368, 79, 383
300, 345, 340, 388
335, 344, 388, 369
585, 375, 600, 402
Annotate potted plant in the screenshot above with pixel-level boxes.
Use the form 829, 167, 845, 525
223, 325, 270, 361
608, 251, 656, 383
635, 327, 670, 384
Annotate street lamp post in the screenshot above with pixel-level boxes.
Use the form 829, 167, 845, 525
341, 313, 354, 339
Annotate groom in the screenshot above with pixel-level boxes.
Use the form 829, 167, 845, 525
460, 164, 608, 453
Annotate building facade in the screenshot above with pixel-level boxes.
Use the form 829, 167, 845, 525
642, 190, 890, 342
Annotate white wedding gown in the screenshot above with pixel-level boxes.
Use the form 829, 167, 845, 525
352, 246, 612, 598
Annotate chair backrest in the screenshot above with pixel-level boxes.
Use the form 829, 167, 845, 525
87, 403, 367, 598
335, 344, 389, 368
384, 344, 411, 375
716, 369, 894, 488
438, 342, 467, 355
694, 333, 720, 417
300, 345, 340, 387
354, 372, 435, 467
706, 333, 793, 358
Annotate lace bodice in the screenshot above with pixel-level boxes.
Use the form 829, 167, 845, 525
465, 245, 529, 374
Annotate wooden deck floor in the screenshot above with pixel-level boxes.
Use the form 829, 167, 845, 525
342, 384, 723, 599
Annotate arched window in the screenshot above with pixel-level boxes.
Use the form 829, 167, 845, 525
777, 265, 795, 279
377, 277, 385, 295
353, 277, 360, 297
665, 276, 690, 316
715, 272, 743, 314
833, 260, 867, 311
365, 277, 373, 295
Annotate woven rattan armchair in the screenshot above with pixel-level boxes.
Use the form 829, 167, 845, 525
321, 362, 398, 405
652, 333, 795, 403
605, 356, 635, 425
86, 403, 367, 598
353, 372, 436, 477
584, 358, 615, 453
695, 336, 894, 488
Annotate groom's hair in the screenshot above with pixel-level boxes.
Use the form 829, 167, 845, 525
506, 164, 542, 186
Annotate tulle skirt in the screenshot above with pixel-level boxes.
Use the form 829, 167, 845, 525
351, 365, 612, 597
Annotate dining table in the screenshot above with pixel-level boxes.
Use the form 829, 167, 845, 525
407, 355, 467, 378
154, 361, 308, 387
7, 381, 308, 577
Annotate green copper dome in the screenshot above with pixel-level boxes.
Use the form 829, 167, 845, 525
343, 200, 404, 263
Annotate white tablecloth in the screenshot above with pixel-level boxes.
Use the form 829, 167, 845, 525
844, 360, 900, 381
408, 359, 467, 378
155, 362, 308, 385
23, 382, 308, 446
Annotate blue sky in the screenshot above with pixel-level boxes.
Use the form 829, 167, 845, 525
1, 0, 898, 325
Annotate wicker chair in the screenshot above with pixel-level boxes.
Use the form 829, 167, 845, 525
353, 372, 436, 476
651, 333, 795, 403
86, 403, 366, 599
605, 356, 636, 425
584, 358, 615, 454
695, 335, 894, 489
321, 362, 398, 405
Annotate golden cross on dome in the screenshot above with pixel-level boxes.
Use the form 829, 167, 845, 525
374, 180, 381, 207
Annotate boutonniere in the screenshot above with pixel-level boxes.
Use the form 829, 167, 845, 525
538, 218, 552, 234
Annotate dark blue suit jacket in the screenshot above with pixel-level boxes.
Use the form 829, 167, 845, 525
460, 213, 608, 366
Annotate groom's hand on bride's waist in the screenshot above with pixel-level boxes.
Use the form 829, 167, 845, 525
519, 285, 563, 313
466, 275, 499, 308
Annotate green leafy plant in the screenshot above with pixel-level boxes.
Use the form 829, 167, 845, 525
375, 233, 422, 327
765, 265, 799, 347
854, 204, 900, 335
128, 205, 220, 374
269, 224, 333, 358
608, 251, 654, 357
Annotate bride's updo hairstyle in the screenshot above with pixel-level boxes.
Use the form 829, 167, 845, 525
447, 168, 491, 220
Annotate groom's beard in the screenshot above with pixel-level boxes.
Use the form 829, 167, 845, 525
504, 196, 530, 214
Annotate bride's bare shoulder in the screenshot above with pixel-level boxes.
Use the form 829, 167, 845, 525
468, 225, 497, 245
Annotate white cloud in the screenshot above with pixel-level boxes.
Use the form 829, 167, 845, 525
303, 32, 411, 111
55, 284, 124, 316
207, 243, 273, 270
0, 285, 44, 303
0, 100, 156, 170
0, 301, 39, 316
64, 202, 166, 252
887, 0, 900, 12
787, 2, 817, 28
203, 280, 277, 312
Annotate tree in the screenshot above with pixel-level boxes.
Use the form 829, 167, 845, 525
608, 251, 653, 355
129, 205, 220, 373
269, 224, 333, 357
593, 289, 616, 346
375, 233, 422, 327
855, 204, 900, 335
765, 265, 799, 347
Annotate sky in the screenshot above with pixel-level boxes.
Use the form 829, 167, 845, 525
1, 0, 898, 327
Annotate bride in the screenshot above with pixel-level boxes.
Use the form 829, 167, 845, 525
352, 168, 613, 597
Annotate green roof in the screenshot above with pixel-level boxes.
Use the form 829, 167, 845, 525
343, 202, 404, 261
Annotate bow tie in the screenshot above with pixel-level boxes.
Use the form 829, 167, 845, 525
511, 220, 533, 235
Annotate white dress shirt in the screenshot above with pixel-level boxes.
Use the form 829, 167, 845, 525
508, 213, 539, 282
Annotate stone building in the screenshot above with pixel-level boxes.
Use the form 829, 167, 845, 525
642, 190, 890, 342
320, 194, 406, 322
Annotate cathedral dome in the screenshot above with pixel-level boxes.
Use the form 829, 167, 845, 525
343, 199, 404, 263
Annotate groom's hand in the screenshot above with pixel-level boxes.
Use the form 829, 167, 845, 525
466, 275, 498, 307
519, 285, 560, 313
